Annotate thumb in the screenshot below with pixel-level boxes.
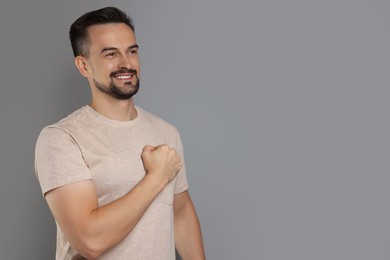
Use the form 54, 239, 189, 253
142, 145, 156, 153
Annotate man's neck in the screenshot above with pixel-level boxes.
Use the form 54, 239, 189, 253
89, 97, 137, 121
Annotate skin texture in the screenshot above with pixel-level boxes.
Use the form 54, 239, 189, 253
45, 23, 205, 259
174, 191, 206, 259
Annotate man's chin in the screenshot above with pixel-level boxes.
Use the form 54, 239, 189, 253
114, 87, 139, 100
94, 78, 140, 100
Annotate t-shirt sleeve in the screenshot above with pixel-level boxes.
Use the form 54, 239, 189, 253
34, 126, 92, 196
174, 133, 189, 194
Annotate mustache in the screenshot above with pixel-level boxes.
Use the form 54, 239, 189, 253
110, 69, 138, 78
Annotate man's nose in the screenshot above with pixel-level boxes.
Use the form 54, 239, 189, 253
118, 55, 132, 69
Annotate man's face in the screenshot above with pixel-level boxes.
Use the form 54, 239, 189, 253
84, 23, 140, 100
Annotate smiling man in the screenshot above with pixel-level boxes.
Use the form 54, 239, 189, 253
35, 7, 205, 260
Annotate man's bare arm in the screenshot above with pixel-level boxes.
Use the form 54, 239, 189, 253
45, 144, 181, 259
174, 191, 206, 260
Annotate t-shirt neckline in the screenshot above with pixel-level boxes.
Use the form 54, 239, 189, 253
84, 105, 142, 127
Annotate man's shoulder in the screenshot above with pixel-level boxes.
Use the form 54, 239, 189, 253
38, 106, 89, 138
137, 106, 180, 136
55, 106, 89, 127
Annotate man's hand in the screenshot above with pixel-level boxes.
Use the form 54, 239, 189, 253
141, 144, 182, 185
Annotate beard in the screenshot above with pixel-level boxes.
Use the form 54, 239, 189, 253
94, 69, 140, 100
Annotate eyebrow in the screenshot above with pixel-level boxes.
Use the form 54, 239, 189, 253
101, 44, 139, 53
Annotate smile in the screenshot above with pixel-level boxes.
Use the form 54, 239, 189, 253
114, 74, 134, 80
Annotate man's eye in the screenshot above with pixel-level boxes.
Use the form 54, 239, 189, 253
106, 52, 116, 57
130, 49, 138, 55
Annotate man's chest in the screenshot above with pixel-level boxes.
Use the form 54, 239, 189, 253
75, 128, 176, 205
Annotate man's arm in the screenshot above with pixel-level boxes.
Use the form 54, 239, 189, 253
174, 191, 206, 259
45, 144, 181, 259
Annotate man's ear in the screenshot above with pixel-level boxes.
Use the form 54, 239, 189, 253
74, 56, 90, 77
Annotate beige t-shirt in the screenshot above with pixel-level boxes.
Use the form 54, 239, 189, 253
35, 105, 188, 260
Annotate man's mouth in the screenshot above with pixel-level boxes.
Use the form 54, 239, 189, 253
113, 74, 134, 80
111, 69, 137, 81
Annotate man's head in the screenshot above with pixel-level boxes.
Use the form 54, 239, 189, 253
70, 7, 140, 100
69, 6, 134, 58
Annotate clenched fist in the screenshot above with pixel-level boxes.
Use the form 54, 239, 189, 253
141, 144, 182, 185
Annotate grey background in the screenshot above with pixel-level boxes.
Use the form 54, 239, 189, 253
1, 0, 390, 259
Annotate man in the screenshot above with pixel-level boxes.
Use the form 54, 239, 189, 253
35, 6, 205, 260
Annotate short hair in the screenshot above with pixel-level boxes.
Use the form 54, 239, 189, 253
69, 6, 135, 57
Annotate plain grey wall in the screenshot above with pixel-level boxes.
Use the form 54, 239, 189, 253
1, 0, 390, 259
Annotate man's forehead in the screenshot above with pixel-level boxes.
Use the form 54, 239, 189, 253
87, 23, 136, 47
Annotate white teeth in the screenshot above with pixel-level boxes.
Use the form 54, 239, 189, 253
115, 75, 132, 79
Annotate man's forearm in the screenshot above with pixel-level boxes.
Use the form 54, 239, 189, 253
85, 174, 167, 254
46, 144, 181, 259
174, 191, 206, 260
46, 174, 166, 259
